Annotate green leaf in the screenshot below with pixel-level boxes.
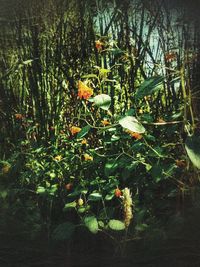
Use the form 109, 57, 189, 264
63, 201, 77, 211
185, 135, 200, 169
52, 222, 76, 241
88, 192, 102, 201
111, 135, 120, 142
135, 76, 164, 100
105, 190, 115, 201
84, 216, 99, 234
93, 94, 111, 110
36, 186, 46, 194
81, 74, 98, 79
151, 164, 163, 182
119, 116, 145, 133
108, 220, 125, 231
104, 159, 118, 177
77, 125, 91, 139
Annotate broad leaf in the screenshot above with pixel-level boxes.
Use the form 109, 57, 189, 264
108, 219, 125, 231
77, 125, 91, 139
52, 222, 76, 241
185, 135, 200, 169
93, 94, 111, 110
135, 76, 164, 100
84, 216, 99, 234
119, 116, 145, 133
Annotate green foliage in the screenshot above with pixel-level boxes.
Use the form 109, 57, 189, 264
135, 76, 164, 100
93, 94, 111, 110
185, 135, 200, 169
52, 222, 76, 241
0, 0, 198, 247
84, 216, 99, 234
119, 116, 146, 133
108, 220, 125, 231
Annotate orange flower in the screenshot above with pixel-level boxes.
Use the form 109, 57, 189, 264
165, 52, 176, 62
54, 155, 62, 161
65, 183, 73, 191
126, 130, 143, 140
78, 81, 93, 100
101, 119, 110, 126
84, 153, 93, 161
95, 40, 103, 51
175, 159, 187, 168
70, 126, 81, 135
15, 113, 23, 120
157, 118, 165, 123
115, 188, 122, 198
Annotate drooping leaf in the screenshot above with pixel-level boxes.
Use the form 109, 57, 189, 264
108, 219, 125, 231
185, 135, 200, 169
135, 76, 164, 100
119, 116, 145, 133
93, 94, 111, 110
52, 222, 76, 241
84, 216, 99, 234
77, 125, 91, 139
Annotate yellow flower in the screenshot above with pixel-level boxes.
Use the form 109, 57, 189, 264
81, 138, 87, 145
70, 126, 82, 135
2, 164, 11, 174
78, 81, 93, 100
54, 155, 62, 161
84, 153, 93, 161
101, 119, 110, 126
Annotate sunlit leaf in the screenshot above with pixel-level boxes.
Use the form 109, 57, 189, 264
36, 186, 46, 194
119, 116, 145, 133
81, 74, 98, 79
63, 201, 77, 211
93, 94, 111, 110
84, 216, 99, 234
108, 219, 125, 231
88, 192, 102, 201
